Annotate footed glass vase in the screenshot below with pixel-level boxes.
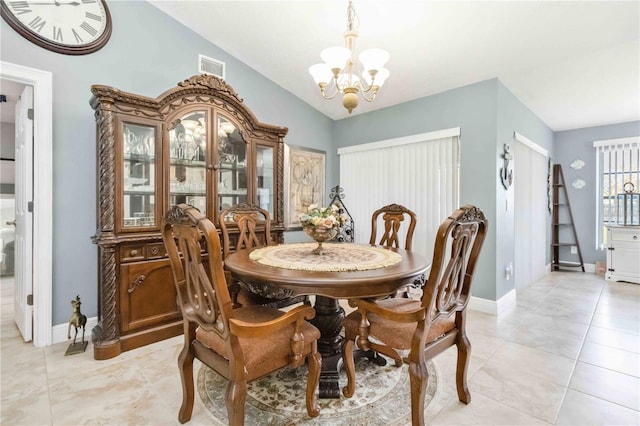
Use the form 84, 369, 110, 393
303, 226, 338, 255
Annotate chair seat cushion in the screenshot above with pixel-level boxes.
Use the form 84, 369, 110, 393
196, 305, 320, 377
343, 298, 456, 350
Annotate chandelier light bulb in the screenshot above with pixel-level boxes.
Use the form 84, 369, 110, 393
309, 64, 333, 85
320, 46, 351, 72
362, 68, 390, 87
358, 48, 390, 73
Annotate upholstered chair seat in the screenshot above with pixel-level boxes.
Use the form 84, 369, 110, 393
342, 298, 455, 354
196, 305, 320, 379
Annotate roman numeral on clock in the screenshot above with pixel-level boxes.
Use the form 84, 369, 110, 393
80, 21, 97, 37
52, 26, 63, 42
28, 16, 46, 33
9, 1, 31, 15
85, 12, 102, 22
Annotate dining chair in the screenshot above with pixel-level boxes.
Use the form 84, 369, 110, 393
342, 204, 487, 426
162, 204, 321, 425
369, 203, 417, 250
219, 202, 309, 308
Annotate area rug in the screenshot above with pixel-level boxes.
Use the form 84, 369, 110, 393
197, 356, 441, 425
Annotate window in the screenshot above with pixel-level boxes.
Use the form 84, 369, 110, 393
594, 137, 640, 248
338, 128, 460, 261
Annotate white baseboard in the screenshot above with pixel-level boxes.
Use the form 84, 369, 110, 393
469, 289, 516, 316
51, 316, 98, 345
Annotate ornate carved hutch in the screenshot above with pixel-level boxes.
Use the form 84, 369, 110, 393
90, 75, 287, 360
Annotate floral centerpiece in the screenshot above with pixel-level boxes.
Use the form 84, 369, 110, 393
298, 204, 346, 255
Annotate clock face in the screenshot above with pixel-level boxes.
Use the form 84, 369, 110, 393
1, 0, 112, 55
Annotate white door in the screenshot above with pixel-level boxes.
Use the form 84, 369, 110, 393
14, 85, 34, 342
514, 140, 547, 290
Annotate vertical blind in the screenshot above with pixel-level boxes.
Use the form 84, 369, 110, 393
594, 137, 640, 248
513, 137, 548, 290
338, 128, 460, 260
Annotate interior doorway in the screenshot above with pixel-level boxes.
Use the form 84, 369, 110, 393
0, 62, 53, 347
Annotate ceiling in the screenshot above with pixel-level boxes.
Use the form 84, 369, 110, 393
147, 0, 639, 131
1, 2, 638, 131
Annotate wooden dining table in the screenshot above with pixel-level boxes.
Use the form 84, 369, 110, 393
223, 242, 430, 398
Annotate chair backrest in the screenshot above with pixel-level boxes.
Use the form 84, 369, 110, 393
369, 203, 417, 250
219, 203, 272, 259
421, 204, 487, 321
162, 204, 233, 339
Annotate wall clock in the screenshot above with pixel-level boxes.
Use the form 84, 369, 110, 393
1, 0, 112, 55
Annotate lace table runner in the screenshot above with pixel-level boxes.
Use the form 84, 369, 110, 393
249, 243, 402, 272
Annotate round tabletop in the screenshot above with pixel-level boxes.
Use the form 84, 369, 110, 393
223, 243, 430, 299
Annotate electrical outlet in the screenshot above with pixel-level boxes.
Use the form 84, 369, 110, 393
571, 245, 577, 254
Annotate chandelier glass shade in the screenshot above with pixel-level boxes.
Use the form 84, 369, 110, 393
309, 0, 390, 113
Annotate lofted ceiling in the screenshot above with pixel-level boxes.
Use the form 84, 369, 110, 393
148, 0, 639, 132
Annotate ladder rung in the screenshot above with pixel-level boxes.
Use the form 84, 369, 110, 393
553, 184, 565, 187
553, 243, 574, 247
555, 261, 583, 267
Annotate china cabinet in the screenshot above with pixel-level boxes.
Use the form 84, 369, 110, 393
90, 75, 287, 359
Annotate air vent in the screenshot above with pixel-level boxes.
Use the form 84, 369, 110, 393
199, 54, 225, 79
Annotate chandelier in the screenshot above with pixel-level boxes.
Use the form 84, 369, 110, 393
308, 0, 390, 114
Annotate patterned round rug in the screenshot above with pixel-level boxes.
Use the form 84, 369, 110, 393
197, 356, 440, 425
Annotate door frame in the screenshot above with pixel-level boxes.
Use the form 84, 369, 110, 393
1, 61, 53, 347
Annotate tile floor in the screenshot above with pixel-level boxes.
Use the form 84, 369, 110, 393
1, 271, 639, 425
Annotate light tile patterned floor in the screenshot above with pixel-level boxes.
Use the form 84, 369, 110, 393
1, 271, 639, 425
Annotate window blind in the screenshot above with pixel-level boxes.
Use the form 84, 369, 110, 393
594, 137, 640, 248
338, 128, 460, 260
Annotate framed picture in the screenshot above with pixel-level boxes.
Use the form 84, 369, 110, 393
284, 144, 326, 229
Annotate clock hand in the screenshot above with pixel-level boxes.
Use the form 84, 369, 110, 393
27, 1, 81, 5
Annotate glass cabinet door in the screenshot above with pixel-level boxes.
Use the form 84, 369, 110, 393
122, 122, 156, 228
217, 115, 247, 214
168, 111, 207, 215
256, 144, 275, 218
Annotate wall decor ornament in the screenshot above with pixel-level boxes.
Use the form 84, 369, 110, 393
284, 145, 326, 229
570, 159, 585, 169
571, 179, 586, 190
500, 143, 513, 190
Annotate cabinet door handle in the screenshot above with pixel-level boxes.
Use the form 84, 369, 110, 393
634, 235, 638, 240
207, 164, 217, 170
128, 274, 146, 293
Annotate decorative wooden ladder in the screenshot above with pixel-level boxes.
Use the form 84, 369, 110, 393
551, 164, 585, 271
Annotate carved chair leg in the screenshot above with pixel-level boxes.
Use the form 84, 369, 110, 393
455, 331, 472, 404
408, 361, 429, 426
341, 339, 356, 398
306, 345, 321, 417
178, 323, 196, 424
225, 379, 247, 426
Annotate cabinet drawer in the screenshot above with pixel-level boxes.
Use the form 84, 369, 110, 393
120, 245, 146, 262
119, 258, 180, 333
610, 229, 640, 242
146, 243, 166, 259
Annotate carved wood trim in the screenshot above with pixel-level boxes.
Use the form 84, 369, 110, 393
99, 245, 119, 341
95, 103, 116, 233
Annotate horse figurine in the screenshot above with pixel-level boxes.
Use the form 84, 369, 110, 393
67, 295, 87, 345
